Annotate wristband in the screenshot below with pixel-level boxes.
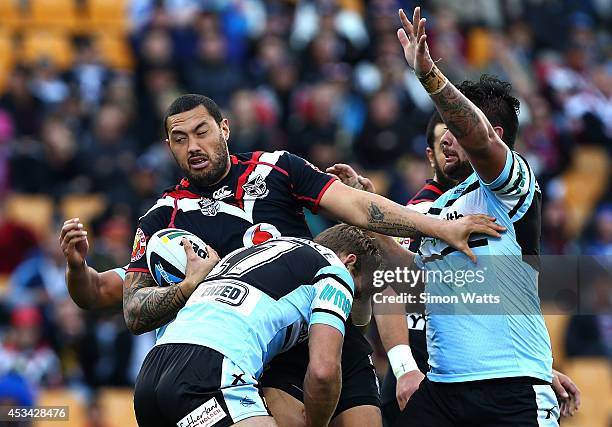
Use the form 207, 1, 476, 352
387, 344, 419, 379
418, 65, 448, 95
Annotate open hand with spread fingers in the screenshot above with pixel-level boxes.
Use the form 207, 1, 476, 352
397, 7, 435, 77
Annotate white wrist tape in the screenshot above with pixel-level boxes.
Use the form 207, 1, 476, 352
387, 344, 419, 379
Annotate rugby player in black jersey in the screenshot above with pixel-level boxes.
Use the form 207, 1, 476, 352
61, 94, 506, 426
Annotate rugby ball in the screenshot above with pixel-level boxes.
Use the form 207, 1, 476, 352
146, 228, 209, 286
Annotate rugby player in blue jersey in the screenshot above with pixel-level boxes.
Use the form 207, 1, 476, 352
133, 225, 382, 427
381, 7, 562, 425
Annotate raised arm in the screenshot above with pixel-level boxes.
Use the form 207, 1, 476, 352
319, 180, 505, 261
123, 239, 219, 334
61, 218, 123, 310
397, 7, 508, 182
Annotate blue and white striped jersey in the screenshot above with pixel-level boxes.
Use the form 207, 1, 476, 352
155, 237, 354, 378
416, 148, 553, 383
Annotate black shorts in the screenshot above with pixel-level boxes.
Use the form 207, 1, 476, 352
134, 344, 270, 427
260, 322, 380, 418
394, 377, 560, 427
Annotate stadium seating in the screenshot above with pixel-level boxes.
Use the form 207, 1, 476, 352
60, 194, 106, 229
562, 357, 611, 427
0, 31, 14, 93
20, 31, 74, 70
0, 0, 24, 32
99, 388, 138, 427
4, 194, 54, 239
28, 0, 80, 33
94, 33, 134, 70
562, 145, 610, 239
35, 389, 87, 426
36, 388, 137, 427
86, 0, 131, 34
543, 312, 570, 370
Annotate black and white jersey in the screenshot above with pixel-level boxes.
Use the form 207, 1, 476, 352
127, 150, 337, 273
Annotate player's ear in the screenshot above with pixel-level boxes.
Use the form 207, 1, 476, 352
492, 126, 504, 141
342, 253, 357, 270
220, 118, 230, 142
164, 138, 170, 146
425, 147, 435, 168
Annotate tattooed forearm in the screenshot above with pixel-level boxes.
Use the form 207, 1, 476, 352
123, 272, 189, 334
366, 202, 422, 237
430, 84, 482, 140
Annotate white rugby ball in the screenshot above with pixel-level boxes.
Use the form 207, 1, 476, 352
146, 228, 209, 286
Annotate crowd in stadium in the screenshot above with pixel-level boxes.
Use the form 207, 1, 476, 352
0, 0, 610, 416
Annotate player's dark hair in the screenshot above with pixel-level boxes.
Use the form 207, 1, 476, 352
456, 75, 520, 149
164, 94, 223, 138
425, 111, 444, 149
314, 224, 383, 279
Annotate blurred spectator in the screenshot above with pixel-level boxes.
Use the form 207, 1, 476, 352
228, 90, 273, 153
185, 31, 247, 108
288, 82, 342, 167
10, 116, 90, 197
80, 312, 134, 388
0, 66, 43, 138
9, 231, 69, 308
0, 371, 35, 406
354, 89, 414, 169
520, 95, 571, 182
65, 38, 113, 110
583, 204, 612, 256
0, 202, 38, 275
88, 214, 133, 272
565, 274, 612, 358
30, 60, 70, 108
51, 298, 87, 387
84, 104, 137, 202
0, 306, 62, 387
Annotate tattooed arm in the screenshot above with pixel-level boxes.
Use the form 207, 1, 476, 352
123, 239, 220, 335
397, 7, 508, 182
319, 181, 504, 261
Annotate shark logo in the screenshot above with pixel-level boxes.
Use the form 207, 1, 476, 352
239, 396, 256, 407
242, 174, 269, 199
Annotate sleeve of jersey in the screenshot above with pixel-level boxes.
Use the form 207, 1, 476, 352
282, 152, 337, 214
478, 148, 536, 220
111, 265, 128, 281
127, 207, 171, 273
309, 265, 355, 336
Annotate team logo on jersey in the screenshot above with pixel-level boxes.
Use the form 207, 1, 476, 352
130, 228, 146, 262
239, 396, 256, 407
199, 197, 220, 216
242, 223, 281, 247
242, 174, 269, 199
212, 185, 233, 200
